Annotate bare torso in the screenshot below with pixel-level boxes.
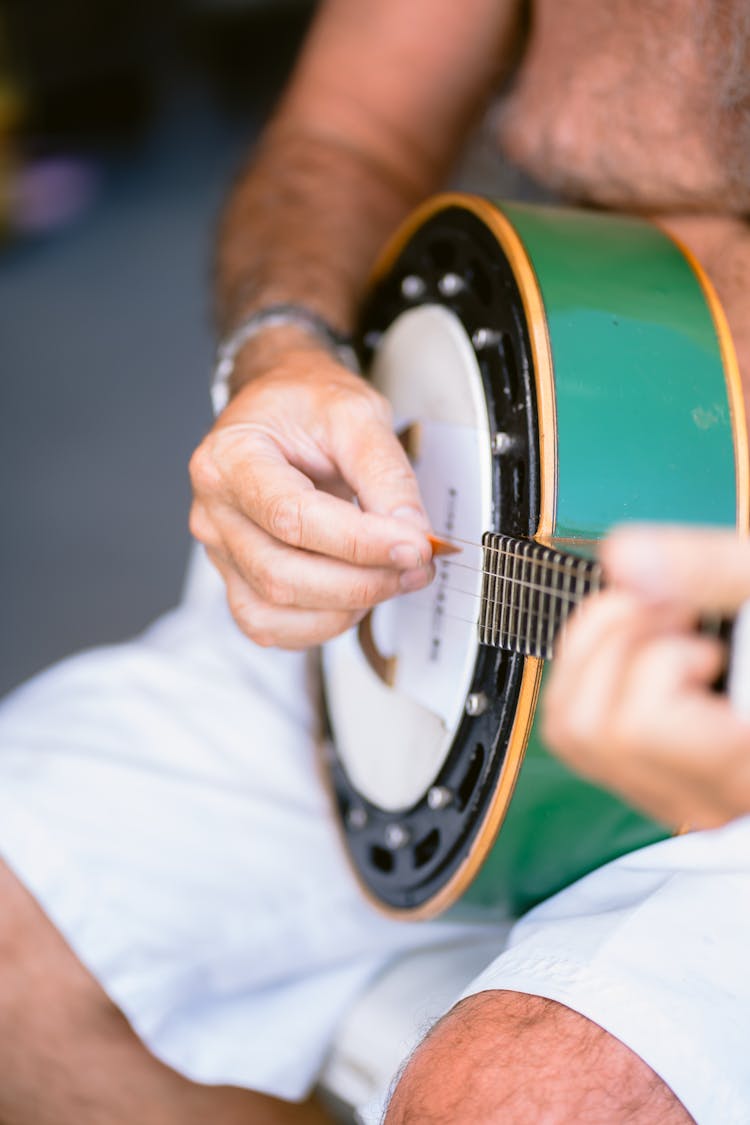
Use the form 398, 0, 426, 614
496, 0, 750, 390
499, 0, 750, 212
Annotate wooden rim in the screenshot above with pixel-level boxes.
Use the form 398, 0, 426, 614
657, 227, 749, 533
389, 658, 543, 920
369, 191, 557, 541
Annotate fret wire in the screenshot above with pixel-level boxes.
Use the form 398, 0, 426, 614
519, 541, 531, 655
410, 533, 603, 654
562, 554, 575, 634
498, 599, 574, 643
535, 547, 548, 656
484, 538, 495, 645
423, 592, 585, 650
447, 543, 601, 585
493, 540, 505, 648
431, 573, 597, 608
537, 554, 548, 655
508, 546, 520, 650
395, 596, 578, 654
437, 533, 601, 581
497, 540, 509, 646
487, 537, 497, 646
488, 540, 598, 585
478, 538, 491, 644
526, 545, 536, 657
560, 557, 580, 636
555, 553, 565, 648
512, 542, 523, 653
499, 613, 579, 652
546, 552, 562, 657
530, 540, 541, 657
508, 541, 518, 650
438, 531, 600, 565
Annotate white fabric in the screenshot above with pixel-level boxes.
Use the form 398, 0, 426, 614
0, 549, 488, 1100
2, 548, 749, 1121
361, 819, 750, 1125
453, 818, 750, 1125
320, 934, 511, 1109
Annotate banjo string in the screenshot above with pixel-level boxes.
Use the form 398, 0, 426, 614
434, 576, 590, 610
430, 557, 600, 604
369, 538, 600, 647
446, 556, 601, 594
430, 536, 601, 585
395, 597, 575, 649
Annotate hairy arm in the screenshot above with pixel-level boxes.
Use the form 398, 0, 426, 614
191, 0, 522, 648
216, 0, 521, 338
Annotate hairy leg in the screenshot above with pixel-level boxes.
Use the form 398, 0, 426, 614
385, 990, 693, 1124
0, 860, 334, 1125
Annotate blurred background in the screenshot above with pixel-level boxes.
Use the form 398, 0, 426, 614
0, 0, 318, 694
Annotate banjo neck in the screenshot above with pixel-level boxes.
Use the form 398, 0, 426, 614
479, 532, 603, 661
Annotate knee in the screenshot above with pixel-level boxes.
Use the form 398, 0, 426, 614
384, 991, 533, 1125
383, 990, 691, 1125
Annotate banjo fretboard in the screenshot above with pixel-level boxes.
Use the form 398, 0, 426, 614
479, 533, 603, 660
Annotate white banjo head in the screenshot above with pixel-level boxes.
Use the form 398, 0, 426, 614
322, 199, 539, 916
323, 304, 493, 812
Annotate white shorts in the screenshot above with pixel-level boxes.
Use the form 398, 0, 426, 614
1, 549, 749, 1122
456, 815, 750, 1125
0, 550, 487, 1100
358, 817, 750, 1125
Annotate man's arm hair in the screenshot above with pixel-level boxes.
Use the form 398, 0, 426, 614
215, 0, 523, 343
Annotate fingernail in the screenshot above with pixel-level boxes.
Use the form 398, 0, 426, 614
400, 566, 431, 592
391, 543, 422, 569
391, 505, 431, 530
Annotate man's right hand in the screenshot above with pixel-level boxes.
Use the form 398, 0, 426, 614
189, 344, 435, 649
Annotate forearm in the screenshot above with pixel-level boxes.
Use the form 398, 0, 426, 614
215, 124, 425, 341
214, 0, 523, 351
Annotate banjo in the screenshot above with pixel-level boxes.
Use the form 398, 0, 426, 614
322, 193, 749, 921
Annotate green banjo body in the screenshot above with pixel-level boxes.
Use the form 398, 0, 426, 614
322, 194, 748, 921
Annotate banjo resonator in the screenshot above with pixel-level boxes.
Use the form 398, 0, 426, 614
322, 194, 747, 920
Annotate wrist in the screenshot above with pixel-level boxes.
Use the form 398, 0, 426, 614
228, 323, 332, 396
210, 303, 360, 415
